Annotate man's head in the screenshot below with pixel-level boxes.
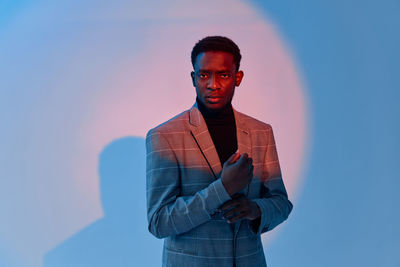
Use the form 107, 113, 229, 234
191, 36, 244, 112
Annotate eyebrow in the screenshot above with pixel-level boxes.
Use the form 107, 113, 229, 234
197, 69, 231, 73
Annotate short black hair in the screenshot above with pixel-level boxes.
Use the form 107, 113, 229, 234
191, 36, 242, 71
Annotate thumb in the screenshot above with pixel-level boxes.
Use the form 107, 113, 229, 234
225, 150, 240, 165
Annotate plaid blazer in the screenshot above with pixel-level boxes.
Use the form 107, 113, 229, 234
146, 103, 293, 267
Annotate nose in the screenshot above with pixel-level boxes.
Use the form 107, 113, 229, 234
207, 74, 219, 90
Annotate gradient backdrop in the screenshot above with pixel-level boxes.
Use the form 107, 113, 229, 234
1, 0, 399, 266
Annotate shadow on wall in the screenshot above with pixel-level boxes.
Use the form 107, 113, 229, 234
44, 136, 163, 267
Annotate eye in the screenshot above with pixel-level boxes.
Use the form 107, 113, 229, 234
198, 73, 208, 79
220, 73, 230, 78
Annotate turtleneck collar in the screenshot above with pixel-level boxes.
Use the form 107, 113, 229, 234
196, 97, 234, 121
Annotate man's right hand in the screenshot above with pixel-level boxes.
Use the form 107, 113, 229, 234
221, 152, 254, 196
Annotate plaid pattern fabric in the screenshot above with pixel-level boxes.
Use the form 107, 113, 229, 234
146, 103, 293, 267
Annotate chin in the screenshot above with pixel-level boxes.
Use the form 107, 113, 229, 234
206, 104, 225, 112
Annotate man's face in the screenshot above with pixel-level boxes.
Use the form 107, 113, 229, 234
191, 51, 243, 112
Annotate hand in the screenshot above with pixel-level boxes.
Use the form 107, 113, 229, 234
221, 151, 254, 196
220, 194, 261, 223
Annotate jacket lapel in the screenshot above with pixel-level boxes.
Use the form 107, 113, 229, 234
233, 109, 252, 158
189, 104, 222, 178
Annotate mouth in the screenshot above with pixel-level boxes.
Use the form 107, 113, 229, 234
206, 96, 223, 103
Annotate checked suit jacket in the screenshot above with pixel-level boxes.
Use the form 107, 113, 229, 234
146, 103, 293, 267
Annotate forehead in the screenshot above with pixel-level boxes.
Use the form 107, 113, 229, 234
194, 51, 236, 71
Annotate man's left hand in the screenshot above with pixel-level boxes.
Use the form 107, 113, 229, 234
220, 194, 261, 223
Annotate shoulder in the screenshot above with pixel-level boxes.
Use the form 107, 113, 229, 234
146, 109, 190, 139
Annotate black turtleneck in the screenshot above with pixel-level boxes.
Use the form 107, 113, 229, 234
196, 98, 238, 165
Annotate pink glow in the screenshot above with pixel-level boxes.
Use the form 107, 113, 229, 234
77, 0, 307, 245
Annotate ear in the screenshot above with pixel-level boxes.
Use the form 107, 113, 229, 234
190, 71, 196, 87
235, 70, 244, 86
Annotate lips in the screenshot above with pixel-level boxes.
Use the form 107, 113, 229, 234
206, 96, 223, 103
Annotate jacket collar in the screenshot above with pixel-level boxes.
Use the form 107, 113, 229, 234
189, 103, 252, 178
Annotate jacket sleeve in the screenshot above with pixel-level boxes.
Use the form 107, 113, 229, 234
146, 129, 231, 239
251, 125, 293, 235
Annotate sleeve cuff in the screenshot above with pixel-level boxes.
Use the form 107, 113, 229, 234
252, 199, 269, 235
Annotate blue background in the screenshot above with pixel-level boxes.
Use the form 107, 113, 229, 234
250, 1, 400, 266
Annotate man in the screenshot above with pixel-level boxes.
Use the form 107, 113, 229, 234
146, 36, 293, 266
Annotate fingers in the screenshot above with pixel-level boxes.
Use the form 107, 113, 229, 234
222, 205, 250, 223
225, 152, 253, 171
236, 153, 248, 165
220, 196, 252, 223
220, 196, 243, 211
236, 154, 253, 176
219, 200, 234, 211
237, 153, 253, 167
